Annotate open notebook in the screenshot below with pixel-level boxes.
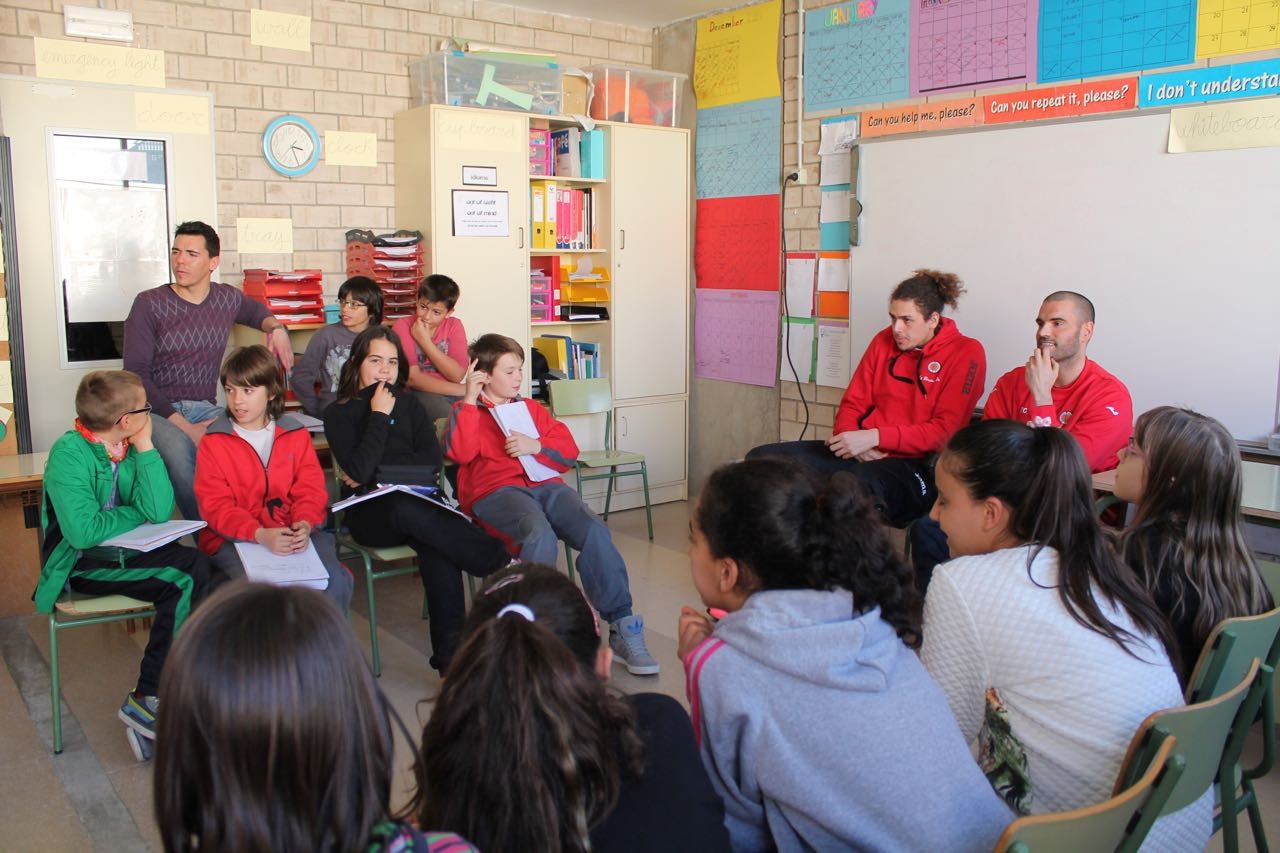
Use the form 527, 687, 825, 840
331, 483, 470, 520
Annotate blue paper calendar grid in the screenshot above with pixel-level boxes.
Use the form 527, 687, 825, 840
1038, 0, 1195, 82
805, 0, 912, 112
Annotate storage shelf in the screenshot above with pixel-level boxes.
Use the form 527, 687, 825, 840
532, 320, 610, 327
531, 248, 606, 255
530, 175, 605, 185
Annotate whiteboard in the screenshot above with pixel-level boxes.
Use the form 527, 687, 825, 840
850, 112, 1280, 441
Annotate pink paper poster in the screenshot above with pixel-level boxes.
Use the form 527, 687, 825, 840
695, 289, 780, 387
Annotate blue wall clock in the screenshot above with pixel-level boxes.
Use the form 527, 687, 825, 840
262, 114, 321, 177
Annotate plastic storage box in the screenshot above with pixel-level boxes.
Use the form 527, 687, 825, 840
587, 65, 684, 127
410, 51, 563, 115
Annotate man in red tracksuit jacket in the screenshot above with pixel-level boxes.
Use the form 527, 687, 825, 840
749, 270, 986, 528
910, 290, 1133, 584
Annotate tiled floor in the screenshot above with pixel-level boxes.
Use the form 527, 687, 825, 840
0, 501, 1276, 850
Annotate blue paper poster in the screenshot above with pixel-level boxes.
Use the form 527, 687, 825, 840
695, 97, 783, 199
805, 0, 911, 112
1038, 0, 1196, 83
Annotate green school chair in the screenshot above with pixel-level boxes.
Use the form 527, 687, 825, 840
48, 592, 155, 754
996, 736, 1185, 853
548, 378, 653, 541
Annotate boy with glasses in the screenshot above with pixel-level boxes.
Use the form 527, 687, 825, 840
36, 370, 218, 761
291, 276, 384, 417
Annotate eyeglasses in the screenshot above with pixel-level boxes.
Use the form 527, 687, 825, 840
1124, 435, 1144, 458
339, 299, 368, 309
115, 402, 153, 425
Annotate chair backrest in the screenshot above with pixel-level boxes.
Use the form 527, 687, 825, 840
1185, 605, 1280, 704
548, 378, 612, 417
1115, 658, 1259, 813
997, 737, 1184, 853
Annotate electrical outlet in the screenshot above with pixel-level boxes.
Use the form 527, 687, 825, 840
787, 166, 813, 185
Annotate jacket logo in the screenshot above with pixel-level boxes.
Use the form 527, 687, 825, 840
1060, 411, 1072, 424
927, 361, 941, 374
1105, 406, 1119, 416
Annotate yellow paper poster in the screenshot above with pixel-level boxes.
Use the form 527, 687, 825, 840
250, 9, 312, 52
1168, 97, 1280, 152
34, 38, 165, 88
134, 92, 209, 135
694, 0, 782, 108
237, 218, 294, 255
324, 130, 377, 167
1196, 0, 1280, 58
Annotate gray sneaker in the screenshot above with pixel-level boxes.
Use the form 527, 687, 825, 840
125, 726, 153, 762
609, 614, 660, 675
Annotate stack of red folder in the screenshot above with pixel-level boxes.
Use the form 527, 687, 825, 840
345, 229, 425, 321
242, 269, 325, 325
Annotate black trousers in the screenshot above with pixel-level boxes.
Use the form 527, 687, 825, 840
67, 542, 218, 695
746, 440, 936, 529
346, 493, 510, 672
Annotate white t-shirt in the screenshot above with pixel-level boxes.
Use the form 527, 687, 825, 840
921, 544, 1210, 850
233, 419, 275, 466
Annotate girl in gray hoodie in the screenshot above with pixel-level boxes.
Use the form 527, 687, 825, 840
679, 459, 1012, 852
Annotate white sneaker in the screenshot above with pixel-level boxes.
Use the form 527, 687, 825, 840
125, 726, 153, 762
609, 614, 660, 676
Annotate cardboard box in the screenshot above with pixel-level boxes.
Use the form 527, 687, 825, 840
562, 72, 590, 115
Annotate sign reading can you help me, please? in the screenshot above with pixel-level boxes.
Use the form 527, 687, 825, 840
451, 190, 510, 237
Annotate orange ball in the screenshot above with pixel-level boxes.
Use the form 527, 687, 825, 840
592, 77, 652, 123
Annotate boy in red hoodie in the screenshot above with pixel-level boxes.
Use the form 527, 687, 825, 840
194, 346, 353, 611
749, 270, 986, 528
443, 334, 659, 676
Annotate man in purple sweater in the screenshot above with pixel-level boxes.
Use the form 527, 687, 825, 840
123, 221, 294, 519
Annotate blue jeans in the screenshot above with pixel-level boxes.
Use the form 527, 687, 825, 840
473, 481, 634, 623
210, 530, 354, 613
150, 400, 222, 521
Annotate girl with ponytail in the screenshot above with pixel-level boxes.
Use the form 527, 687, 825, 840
1114, 406, 1273, 685
678, 458, 1011, 851
413, 564, 729, 852
921, 419, 1209, 845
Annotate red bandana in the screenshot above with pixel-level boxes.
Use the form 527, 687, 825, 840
74, 418, 129, 463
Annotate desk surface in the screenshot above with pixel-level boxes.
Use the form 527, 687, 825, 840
0, 452, 47, 493
1093, 460, 1280, 523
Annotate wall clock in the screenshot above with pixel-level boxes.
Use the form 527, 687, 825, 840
262, 114, 321, 177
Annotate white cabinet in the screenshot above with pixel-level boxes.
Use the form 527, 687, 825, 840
394, 104, 690, 506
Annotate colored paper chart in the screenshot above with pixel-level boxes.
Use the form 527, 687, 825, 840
695, 289, 780, 386
911, 0, 1038, 95
694, 0, 782, 107
1197, 0, 1280, 57
805, 0, 911, 112
694, 195, 781, 291
1038, 0, 1195, 82
696, 97, 783, 199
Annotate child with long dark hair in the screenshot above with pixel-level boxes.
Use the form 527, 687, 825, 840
153, 583, 475, 852
322, 326, 511, 673
414, 564, 729, 852
1115, 406, 1273, 684
678, 458, 1011, 851
922, 419, 1209, 845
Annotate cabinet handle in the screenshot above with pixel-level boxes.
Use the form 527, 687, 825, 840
517, 226, 525, 249
618, 228, 625, 250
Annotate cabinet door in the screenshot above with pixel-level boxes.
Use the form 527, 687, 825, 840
613, 399, 687, 491
429, 107, 530, 350
609, 125, 689, 401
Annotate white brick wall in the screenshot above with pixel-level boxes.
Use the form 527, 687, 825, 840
0, 0, 654, 294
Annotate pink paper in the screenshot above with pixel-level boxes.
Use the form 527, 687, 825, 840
910, 0, 1037, 96
695, 289, 780, 387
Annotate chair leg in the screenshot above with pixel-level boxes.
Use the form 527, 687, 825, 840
49, 617, 62, 755
1243, 780, 1270, 853
363, 556, 382, 678
1221, 776, 1241, 853
421, 589, 429, 621
564, 544, 576, 583
640, 462, 654, 541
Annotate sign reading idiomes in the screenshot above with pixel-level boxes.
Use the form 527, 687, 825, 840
451, 190, 510, 237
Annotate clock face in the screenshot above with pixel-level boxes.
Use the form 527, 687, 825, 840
263, 115, 320, 177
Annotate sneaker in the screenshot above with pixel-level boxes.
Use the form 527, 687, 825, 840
118, 692, 159, 739
125, 726, 154, 762
609, 614, 660, 676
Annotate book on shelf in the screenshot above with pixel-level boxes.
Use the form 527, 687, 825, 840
234, 541, 328, 590
581, 130, 606, 179
551, 127, 582, 178
100, 519, 207, 552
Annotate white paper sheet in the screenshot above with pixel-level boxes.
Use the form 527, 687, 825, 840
820, 152, 851, 186
819, 187, 850, 224
818, 117, 859, 156
780, 319, 815, 382
100, 519, 207, 551
234, 540, 328, 589
817, 254, 850, 292
490, 402, 561, 482
817, 321, 853, 388
784, 256, 815, 318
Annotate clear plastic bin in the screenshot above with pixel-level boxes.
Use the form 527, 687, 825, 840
587, 65, 684, 127
410, 51, 563, 115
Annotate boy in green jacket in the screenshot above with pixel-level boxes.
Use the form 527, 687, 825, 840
37, 370, 216, 761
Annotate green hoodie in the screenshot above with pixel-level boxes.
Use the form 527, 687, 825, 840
34, 430, 175, 613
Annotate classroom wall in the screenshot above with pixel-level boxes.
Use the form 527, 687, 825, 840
0, 0, 654, 298
775, 0, 1280, 441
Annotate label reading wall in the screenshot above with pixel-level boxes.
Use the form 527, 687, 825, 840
451, 190, 510, 237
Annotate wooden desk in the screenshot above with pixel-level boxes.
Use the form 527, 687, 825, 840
1093, 460, 1280, 524
0, 451, 46, 617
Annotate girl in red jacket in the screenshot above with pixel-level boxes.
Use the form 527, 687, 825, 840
194, 346, 353, 611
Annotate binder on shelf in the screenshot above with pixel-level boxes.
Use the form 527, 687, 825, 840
530, 183, 547, 248
530, 179, 556, 249
532, 335, 570, 377
555, 188, 570, 250
551, 127, 581, 178
581, 130, 606, 179
570, 189, 583, 249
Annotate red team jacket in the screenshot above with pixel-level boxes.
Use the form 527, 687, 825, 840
194, 415, 329, 554
443, 396, 578, 514
983, 358, 1132, 472
834, 318, 987, 458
